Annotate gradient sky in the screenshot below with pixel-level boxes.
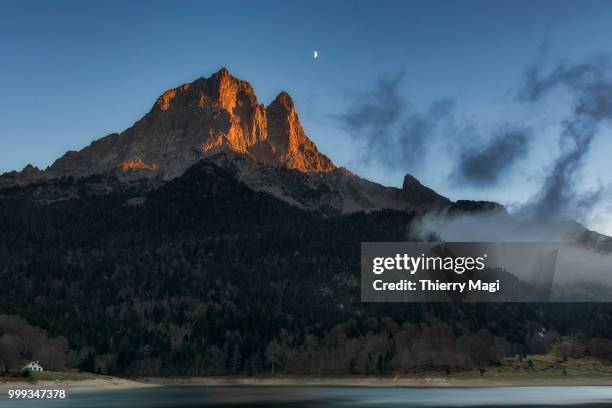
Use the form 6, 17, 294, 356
2, 0, 612, 233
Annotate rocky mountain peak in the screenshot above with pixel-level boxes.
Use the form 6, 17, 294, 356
264, 89, 335, 173
0, 69, 452, 217
4, 68, 335, 183
401, 173, 450, 208
215, 66, 231, 77
21, 164, 41, 176
402, 174, 424, 190
0, 164, 44, 188
270, 91, 295, 112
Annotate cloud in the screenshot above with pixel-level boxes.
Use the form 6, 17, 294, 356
396, 99, 454, 166
408, 209, 612, 292
407, 53, 612, 254
336, 72, 522, 186
338, 72, 405, 156
519, 54, 612, 221
409, 209, 576, 243
335, 73, 453, 171
453, 129, 530, 187
336, 52, 612, 230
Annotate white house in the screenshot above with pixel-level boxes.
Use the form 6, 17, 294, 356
23, 361, 44, 372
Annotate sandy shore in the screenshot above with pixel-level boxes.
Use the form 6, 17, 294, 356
141, 375, 612, 388
3, 375, 612, 392
0, 376, 158, 393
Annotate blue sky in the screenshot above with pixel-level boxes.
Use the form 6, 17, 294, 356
2, 0, 612, 233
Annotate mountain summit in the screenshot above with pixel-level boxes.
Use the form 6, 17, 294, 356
1, 68, 451, 214
28, 68, 335, 182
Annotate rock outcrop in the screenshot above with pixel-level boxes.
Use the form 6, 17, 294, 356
0, 164, 44, 188
206, 150, 450, 214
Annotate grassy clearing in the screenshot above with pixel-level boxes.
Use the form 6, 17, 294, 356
30, 370, 96, 381
446, 354, 612, 381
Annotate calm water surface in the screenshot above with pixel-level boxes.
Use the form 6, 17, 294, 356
2, 386, 612, 408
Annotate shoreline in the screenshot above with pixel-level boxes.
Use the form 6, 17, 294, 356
3, 375, 612, 392
0, 376, 159, 393
141, 375, 612, 388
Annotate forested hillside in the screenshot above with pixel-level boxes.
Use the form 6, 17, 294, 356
1, 161, 612, 375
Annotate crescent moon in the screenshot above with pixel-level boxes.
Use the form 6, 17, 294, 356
313, 50, 318, 59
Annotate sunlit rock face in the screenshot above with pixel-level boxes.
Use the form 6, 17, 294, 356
37, 67, 335, 181
117, 158, 157, 171
265, 92, 335, 173
0, 68, 450, 214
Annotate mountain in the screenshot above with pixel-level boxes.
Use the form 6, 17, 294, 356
2, 69, 612, 376
0, 68, 448, 213
1, 158, 610, 376
50, 68, 336, 178
207, 151, 450, 213
3, 159, 612, 376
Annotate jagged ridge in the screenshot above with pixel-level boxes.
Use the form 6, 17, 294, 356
7, 68, 335, 185
1, 68, 451, 214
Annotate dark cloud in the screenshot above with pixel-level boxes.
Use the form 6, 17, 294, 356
335, 73, 453, 170
396, 99, 454, 167
519, 54, 612, 221
339, 72, 405, 156
337, 54, 612, 224
454, 129, 530, 187
337, 73, 523, 184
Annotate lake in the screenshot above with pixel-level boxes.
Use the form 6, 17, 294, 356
2, 386, 612, 407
